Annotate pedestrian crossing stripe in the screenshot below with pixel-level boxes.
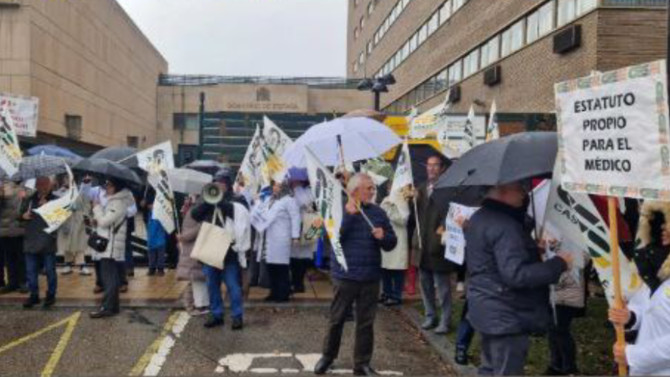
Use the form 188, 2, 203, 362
0, 311, 81, 377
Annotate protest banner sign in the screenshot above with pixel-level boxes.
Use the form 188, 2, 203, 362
0, 104, 22, 177
0, 93, 39, 137
237, 126, 262, 194
390, 141, 413, 194
486, 101, 499, 142
35, 164, 79, 233
443, 203, 478, 265
261, 116, 293, 185
554, 60, 670, 375
463, 106, 476, 150
556, 60, 670, 200
137, 141, 176, 234
305, 148, 347, 272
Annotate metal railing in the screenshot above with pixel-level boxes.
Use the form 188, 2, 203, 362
601, 0, 667, 7
159, 74, 362, 89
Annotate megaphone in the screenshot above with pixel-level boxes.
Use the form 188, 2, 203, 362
202, 183, 223, 205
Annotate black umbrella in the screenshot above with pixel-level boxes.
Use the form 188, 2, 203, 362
184, 160, 228, 175
435, 132, 557, 189
90, 146, 138, 166
73, 158, 142, 185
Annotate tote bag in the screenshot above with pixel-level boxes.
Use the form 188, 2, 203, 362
191, 208, 233, 269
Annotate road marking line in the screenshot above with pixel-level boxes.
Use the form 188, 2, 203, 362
41, 312, 81, 377
0, 312, 80, 355
128, 311, 190, 377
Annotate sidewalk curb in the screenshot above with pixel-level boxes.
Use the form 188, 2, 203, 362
398, 307, 477, 377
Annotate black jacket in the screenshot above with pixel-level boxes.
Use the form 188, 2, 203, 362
22, 192, 57, 254
331, 203, 397, 282
465, 199, 567, 336
412, 183, 457, 273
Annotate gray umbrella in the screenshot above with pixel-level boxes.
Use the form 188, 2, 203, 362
11, 155, 70, 181
90, 146, 137, 164
435, 132, 557, 189
73, 158, 142, 185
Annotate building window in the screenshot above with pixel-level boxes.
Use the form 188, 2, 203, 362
173, 114, 199, 131
558, 0, 577, 26
409, 33, 418, 52
440, 1, 452, 24
436, 68, 448, 92
526, 10, 540, 43
481, 35, 500, 67
403, 41, 410, 59
418, 23, 428, 45
539, 1, 555, 36
501, 19, 524, 57
367, 41, 373, 54
448, 60, 462, 86
65, 114, 82, 140
428, 12, 439, 36
453, 0, 466, 12
360, 16, 365, 29
463, 48, 480, 78
367, 1, 374, 15
127, 136, 139, 148
577, 0, 597, 15
354, 27, 360, 39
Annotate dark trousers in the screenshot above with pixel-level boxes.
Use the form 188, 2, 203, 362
290, 258, 311, 291
100, 258, 120, 313
124, 222, 134, 273
479, 333, 530, 376
148, 246, 166, 271
547, 305, 579, 374
267, 263, 291, 301
95, 260, 127, 288
25, 253, 57, 298
381, 269, 405, 301
323, 279, 379, 368
0, 237, 25, 289
456, 300, 476, 351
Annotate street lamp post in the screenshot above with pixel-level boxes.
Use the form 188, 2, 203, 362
357, 74, 396, 111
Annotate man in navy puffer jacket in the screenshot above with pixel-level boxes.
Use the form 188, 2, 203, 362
315, 173, 396, 376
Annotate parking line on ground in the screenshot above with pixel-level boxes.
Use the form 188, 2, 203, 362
128, 311, 190, 377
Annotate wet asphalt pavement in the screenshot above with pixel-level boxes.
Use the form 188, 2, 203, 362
0, 306, 455, 376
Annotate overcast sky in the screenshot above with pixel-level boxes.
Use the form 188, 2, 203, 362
116, 0, 348, 77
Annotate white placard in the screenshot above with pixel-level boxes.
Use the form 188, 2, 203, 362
555, 60, 670, 200
0, 93, 39, 137
443, 203, 478, 265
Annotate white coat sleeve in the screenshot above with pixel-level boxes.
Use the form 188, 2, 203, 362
126, 203, 138, 218
288, 198, 301, 239
627, 335, 670, 374
232, 203, 251, 254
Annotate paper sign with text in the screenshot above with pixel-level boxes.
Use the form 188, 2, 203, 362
555, 60, 670, 200
443, 203, 478, 265
0, 93, 38, 137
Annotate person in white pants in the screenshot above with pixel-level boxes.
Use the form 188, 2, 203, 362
176, 195, 210, 315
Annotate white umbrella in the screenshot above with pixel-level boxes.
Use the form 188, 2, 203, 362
167, 168, 212, 195
282, 117, 402, 168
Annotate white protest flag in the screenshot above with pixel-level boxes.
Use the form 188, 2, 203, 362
556, 60, 670, 200
540, 172, 644, 305
0, 93, 39, 137
391, 140, 413, 194
486, 101, 499, 142
260, 116, 293, 186
463, 105, 476, 150
35, 164, 79, 233
237, 125, 263, 193
136, 141, 176, 234
0, 104, 22, 177
304, 148, 348, 272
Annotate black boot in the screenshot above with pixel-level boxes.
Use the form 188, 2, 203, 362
89, 308, 116, 319
42, 294, 56, 309
23, 295, 40, 309
455, 345, 468, 365
204, 315, 224, 328
314, 357, 333, 375
231, 317, 244, 331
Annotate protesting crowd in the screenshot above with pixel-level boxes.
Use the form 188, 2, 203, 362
2, 61, 670, 377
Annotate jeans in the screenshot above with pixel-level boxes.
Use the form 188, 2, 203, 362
322, 279, 379, 368
456, 300, 476, 351
148, 246, 166, 270
25, 253, 57, 297
479, 333, 530, 376
203, 258, 243, 320
381, 269, 405, 301
547, 305, 580, 374
419, 268, 452, 327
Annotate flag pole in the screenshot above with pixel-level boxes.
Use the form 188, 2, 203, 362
607, 196, 627, 377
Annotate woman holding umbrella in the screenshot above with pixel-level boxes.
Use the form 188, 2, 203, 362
89, 177, 136, 319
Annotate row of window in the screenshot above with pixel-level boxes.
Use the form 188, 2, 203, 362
371, 0, 470, 77
353, 0, 413, 73
383, 0, 598, 114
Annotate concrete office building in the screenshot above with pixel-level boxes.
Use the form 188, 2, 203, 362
0, 0, 168, 154
348, 0, 667, 133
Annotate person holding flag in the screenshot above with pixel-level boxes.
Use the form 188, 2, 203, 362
314, 173, 397, 376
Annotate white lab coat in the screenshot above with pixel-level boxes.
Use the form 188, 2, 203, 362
626, 279, 670, 376
380, 191, 410, 270
253, 196, 301, 265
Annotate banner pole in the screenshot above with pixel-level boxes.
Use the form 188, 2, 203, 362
607, 196, 627, 377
